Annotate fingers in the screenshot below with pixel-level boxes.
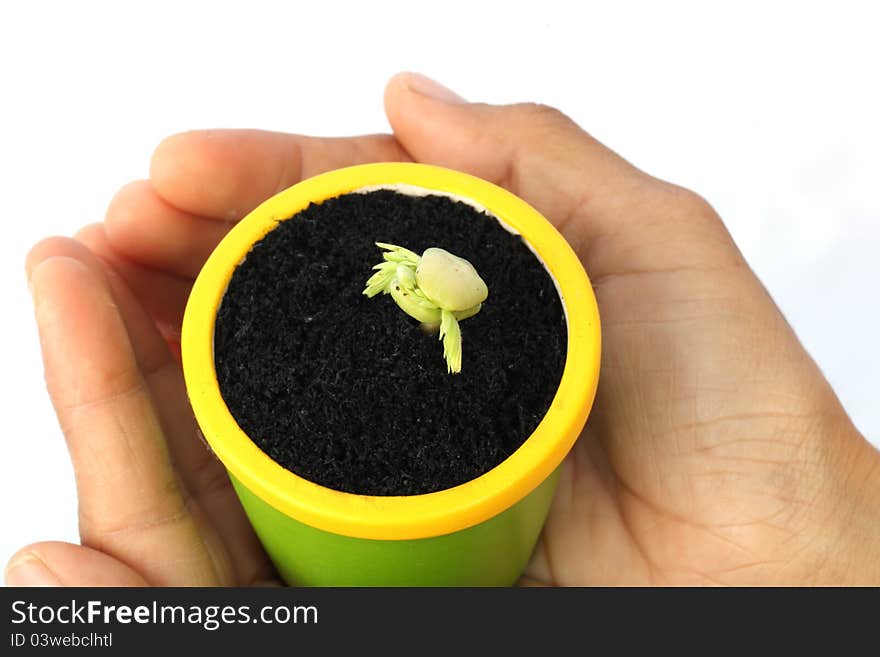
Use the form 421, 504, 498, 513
105, 132, 410, 309
28, 252, 221, 585
150, 129, 410, 220
28, 239, 202, 494
108, 131, 407, 286
105, 180, 231, 279
5, 542, 147, 586
30, 237, 270, 585
26, 237, 173, 378
75, 223, 191, 343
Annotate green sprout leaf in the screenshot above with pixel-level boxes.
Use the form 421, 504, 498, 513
439, 309, 462, 375
362, 242, 488, 374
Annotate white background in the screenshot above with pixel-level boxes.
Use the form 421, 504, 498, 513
1, 1, 878, 568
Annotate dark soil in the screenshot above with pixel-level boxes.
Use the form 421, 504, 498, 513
214, 189, 567, 496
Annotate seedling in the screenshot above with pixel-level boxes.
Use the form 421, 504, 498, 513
363, 243, 488, 373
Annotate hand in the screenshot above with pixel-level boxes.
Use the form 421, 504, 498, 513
8, 74, 880, 586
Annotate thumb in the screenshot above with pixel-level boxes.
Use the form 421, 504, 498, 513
387, 75, 666, 250
5, 542, 147, 586
384, 72, 741, 278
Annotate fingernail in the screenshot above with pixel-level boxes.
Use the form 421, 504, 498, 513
402, 73, 465, 104
27, 268, 40, 304
5, 553, 61, 586
26, 262, 35, 300
26, 259, 47, 306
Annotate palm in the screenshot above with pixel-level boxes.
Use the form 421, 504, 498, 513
527, 259, 844, 585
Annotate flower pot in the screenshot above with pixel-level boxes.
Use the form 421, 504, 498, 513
181, 162, 601, 585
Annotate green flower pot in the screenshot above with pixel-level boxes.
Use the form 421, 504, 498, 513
181, 163, 601, 586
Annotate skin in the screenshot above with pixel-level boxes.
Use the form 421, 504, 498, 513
7, 73, 880, 586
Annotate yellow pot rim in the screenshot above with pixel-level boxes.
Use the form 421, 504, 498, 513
181, 162, 601, 540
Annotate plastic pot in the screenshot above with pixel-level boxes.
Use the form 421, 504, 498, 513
181, 162, 601, 585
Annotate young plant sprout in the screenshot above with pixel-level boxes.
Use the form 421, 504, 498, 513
363, 243, 488, 374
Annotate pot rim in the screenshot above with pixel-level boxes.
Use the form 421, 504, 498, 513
181, 162, 601, 540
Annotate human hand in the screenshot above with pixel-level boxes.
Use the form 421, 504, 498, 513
7, 121, 407, 586
381, 76, 880, 585
8, 73, 880, 585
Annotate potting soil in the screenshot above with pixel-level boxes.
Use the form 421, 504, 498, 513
214, 190, 567, 496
